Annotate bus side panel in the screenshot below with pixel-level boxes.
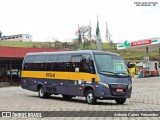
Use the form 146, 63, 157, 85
21, 77, 70, 95
56, 80, 69, 95
21, 78, 38, 91
67, 80, 83, 96
67, 72, 100, 96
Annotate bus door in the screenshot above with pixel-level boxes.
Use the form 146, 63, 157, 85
68, 55, 96, 96
68, 55, 82, 96
79, 55, 96, 81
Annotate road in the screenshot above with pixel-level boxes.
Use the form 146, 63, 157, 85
0, 76, 160, 120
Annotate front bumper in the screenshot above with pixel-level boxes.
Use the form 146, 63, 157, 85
95, 83, 132, 99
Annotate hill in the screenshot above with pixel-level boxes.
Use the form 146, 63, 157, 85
0, 41, 159, 61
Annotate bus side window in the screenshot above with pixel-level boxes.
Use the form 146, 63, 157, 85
25, 63, 33, 71
30, 63, 35, 71
56, 62, 69, 72
57, 55, 71, 72
24, 55, 35, 71
70, 56, 81, 72
24, 63, 28, 70
34, 63, 40, 71
40, 63, 45, 71
44, 63, 53, 71
45, 55, 57, 71
89, 59, 96, 74
80, 56, 95, 73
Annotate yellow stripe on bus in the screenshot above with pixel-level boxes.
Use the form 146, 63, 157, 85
21, 71, 100, 82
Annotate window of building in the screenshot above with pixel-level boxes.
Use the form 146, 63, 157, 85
12, 37, 15, 39
26, 36, 29, 38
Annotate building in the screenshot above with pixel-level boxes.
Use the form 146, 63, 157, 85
0, 46, 62, 86
0, 34, 32, 42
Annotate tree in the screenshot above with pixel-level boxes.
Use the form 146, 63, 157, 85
109, 39, 117, 51
75, 25, 91, 49
83, 38, 91, 49
54, 40, 62, 49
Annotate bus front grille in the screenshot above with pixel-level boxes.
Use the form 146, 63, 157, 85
109, 84, 128, 96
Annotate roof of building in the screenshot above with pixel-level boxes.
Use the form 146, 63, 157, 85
0, 46, 62, 58
1, 34, 32, 38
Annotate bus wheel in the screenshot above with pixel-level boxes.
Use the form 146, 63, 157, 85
62, 95, 72, 100
86, 90, 97, 104
115, 98, 126, 104
38, 86, 50, 98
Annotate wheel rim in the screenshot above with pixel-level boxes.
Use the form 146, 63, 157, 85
39, 88, 44, 97
87, 93, 93, 103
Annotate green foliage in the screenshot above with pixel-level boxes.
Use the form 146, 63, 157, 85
0, 41, 34, 47
0, 41, 159, 61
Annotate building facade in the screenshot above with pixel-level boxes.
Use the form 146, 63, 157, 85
0, 34, 32, 42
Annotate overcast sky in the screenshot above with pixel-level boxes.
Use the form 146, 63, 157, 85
0, 0, 159, 42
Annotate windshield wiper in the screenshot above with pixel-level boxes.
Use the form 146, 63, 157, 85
99, 71, 129, 77
98, 71, 119, 76
116, 72, 130, 76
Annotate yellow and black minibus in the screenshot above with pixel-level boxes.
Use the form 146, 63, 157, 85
21, 50, 132, 104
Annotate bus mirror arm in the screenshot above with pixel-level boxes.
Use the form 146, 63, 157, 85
92, 78, 95, 83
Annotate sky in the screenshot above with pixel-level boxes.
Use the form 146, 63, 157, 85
0, 0, 160, 43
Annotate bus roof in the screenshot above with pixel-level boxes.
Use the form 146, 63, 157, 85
25, 50, 120, 56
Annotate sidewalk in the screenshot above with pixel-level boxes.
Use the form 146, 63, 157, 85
0, 82, 20, 87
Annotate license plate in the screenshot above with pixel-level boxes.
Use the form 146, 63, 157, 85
116, 88, 123, 92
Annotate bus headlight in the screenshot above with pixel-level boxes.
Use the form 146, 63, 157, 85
99, 82, 109, 88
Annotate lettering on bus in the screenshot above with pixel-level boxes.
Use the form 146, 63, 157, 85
46, 73, 55, 77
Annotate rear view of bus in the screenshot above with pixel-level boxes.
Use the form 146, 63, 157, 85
21, 50, 132, 105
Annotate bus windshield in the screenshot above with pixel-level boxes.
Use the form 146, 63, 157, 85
94, 54, 129, 76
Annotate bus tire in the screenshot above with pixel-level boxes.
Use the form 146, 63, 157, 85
62, 95, 72, 100
115, 98, 126, 104
38, 86, 50, 98
86, 90, 97, 104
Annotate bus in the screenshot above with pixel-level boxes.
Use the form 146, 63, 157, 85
21, 50, 132, 104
